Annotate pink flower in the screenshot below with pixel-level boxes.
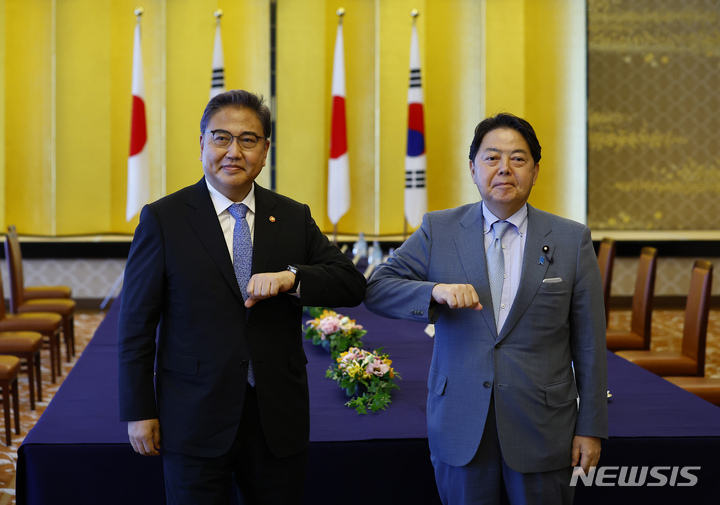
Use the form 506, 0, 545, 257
318, 316, 341, 335
366, 360, 390, 377
341, 351, 358, 363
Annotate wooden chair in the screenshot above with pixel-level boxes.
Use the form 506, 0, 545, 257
596, 238, 616, 328
0, 355, 21, 446
0, 332, 43, 410
5, 226, 76, 361
616, 260, 713, 377
0, 269, 63, 383
606, 247, 657, 351
5, 226, 72, 300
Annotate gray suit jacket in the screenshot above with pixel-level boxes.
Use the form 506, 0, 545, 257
365, 203, 607, 473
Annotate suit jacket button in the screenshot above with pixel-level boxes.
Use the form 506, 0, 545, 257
495, 343, 502, 349
483, 381, 492, 389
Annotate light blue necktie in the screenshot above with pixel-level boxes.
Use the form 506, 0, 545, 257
487, 221, 511, 326
227, 203, 255, 387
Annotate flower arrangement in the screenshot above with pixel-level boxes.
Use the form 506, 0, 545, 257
326, 347, 401, 414
303, 309, 366, 359
304, 306, 331, 318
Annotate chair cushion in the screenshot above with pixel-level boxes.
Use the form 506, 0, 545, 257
606, 330, 645, 351
0, 331, 43, 352
0, 313, 63, 333
0, 355, 21, 378
665, 377, 720, 406
615, 350, 700, 376
18, 298, 76, 316
24, 286, 72, 299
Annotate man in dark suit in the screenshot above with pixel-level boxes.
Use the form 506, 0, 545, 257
364, 113, 607, 504
118, 89, 366, 505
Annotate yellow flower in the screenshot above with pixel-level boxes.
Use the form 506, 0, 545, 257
346, 363, 362, 377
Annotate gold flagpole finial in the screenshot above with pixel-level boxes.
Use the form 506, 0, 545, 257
336, 8, 345, 17
134, 7, 144, 18
214, 9, 223, 19
411, 9, 419, 19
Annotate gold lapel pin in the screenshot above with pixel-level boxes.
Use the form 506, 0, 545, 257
269, 216, 276, 222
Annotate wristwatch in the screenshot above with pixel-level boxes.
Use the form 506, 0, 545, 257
286, 265, 300, 292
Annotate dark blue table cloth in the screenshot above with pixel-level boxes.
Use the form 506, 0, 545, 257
16, 300, 720, 504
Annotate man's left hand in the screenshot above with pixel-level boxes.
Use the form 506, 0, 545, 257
572, 435, 602, 474
245, 270, 296, 307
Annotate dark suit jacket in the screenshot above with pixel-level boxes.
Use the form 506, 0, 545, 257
118, 179, 366, 459
365, 203, 607, 473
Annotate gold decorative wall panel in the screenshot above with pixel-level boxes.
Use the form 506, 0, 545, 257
588, 0, 720, 230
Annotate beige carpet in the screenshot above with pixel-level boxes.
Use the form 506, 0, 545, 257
0, 308, 717, 504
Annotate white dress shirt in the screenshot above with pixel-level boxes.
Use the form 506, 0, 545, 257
205, 178, 256, 263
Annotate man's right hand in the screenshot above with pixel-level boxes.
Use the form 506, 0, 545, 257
128, 418, 161, 456
432, 283, 483, 310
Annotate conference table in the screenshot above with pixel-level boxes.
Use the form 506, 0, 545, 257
16, 299, 720, 504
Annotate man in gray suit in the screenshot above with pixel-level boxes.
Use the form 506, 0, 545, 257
365, 113, 607, 504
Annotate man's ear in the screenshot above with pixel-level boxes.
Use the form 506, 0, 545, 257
532, 162, 540, 186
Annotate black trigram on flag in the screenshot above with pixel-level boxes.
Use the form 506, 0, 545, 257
211, 68, 224, 90
409, 68, 421, 88
405, 169, 426, 189
210, 20, 225, 99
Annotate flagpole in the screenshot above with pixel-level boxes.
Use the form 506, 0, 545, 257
403, 8, 426, 238
328, 7, 349, 244
408, 9, 417, 246
403, 9, 417, 243
106, 5, 146, 307
332, 8, 343, 248
210, 10, 226, 99
406, 9, 417, 243
127, 6, 150, 222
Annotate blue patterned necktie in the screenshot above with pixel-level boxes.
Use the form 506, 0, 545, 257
487, 221, 511, 326
227, 203, 255, 386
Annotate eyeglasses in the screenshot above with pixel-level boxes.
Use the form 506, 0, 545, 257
204, 129, 269, 150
